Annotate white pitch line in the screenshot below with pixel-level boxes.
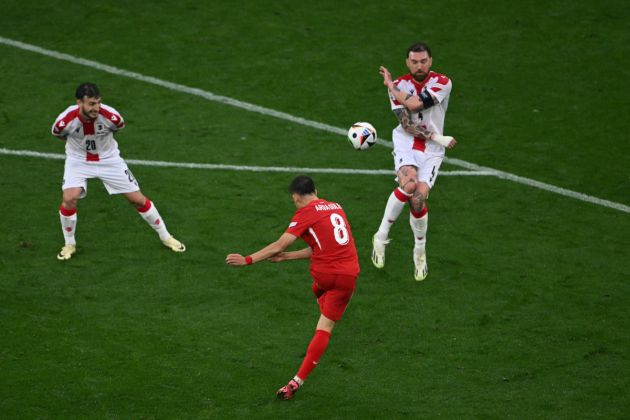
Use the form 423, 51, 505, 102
0, 36, 348, 140
446, 158, 630, 213
1, 36, 628, 214
0, 148, 489, 176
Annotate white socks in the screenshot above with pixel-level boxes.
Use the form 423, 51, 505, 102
59, 206, 77, 246
376, 188, 411, 240
410, 211, 428, 252
137, 199, 171, 241
59, 200, 172, 245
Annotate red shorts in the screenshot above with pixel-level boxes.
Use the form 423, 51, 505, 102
310, 271, 357, 321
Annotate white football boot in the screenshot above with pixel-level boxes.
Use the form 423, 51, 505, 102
162, 236, 186, 252
413, 247, 428, 281
57, 244, 76, 260
371, 234, 390, 269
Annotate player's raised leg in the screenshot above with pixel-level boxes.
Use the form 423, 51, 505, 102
372, 188, 409, 267
372, 165, 417, 268
126, 191, 186, 252
57, 187, 82, 260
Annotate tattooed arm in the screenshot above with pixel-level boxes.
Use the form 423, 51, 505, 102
393, 108, 457, 149
394, 108, 434, 139
380, 66, 456, 148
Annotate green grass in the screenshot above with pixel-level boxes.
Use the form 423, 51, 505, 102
1, 1, 629, 418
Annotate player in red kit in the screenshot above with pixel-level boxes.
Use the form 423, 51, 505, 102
226, 175, 359, 400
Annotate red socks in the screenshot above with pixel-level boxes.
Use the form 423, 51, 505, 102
296, 329, 331, 382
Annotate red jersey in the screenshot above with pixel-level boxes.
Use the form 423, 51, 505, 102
286, 199, 360, 276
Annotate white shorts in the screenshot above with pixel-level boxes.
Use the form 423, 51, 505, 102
392, 148, 443, 188
62, 157, 140, 197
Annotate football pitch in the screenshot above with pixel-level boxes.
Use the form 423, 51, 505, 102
1, 1, 629, 418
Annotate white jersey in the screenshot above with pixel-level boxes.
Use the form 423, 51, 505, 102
389, 71, 452, 155
51, 104, 125, 162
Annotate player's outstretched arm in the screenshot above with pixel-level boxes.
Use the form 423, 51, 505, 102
226, 233, 298, 266
268, 247, 312, 263
394, 108, 457, 149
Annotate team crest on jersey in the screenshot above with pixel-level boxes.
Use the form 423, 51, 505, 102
95, 124, 108, 135
59, 121, 65, 127
111, 115, 118, 121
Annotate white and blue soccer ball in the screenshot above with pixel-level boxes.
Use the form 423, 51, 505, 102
347, 122, 377, 150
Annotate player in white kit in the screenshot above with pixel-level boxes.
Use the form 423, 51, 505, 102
52, 83, 185, 260
371, 42, 456, 281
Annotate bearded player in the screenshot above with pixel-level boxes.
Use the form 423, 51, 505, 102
371, 42, 456, 281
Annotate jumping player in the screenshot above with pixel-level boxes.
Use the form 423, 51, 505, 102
52, 82, 185, 260
371, 42, 456, 281
226, 175, 359, 400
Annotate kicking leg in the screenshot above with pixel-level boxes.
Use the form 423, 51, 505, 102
277, 315, 335, 400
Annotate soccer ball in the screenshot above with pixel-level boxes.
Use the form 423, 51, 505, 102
347, 122, 377, 150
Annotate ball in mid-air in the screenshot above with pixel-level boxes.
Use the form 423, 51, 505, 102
347, 122, 377, 150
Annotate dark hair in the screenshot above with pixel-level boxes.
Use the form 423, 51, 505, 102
407, 42, 432, 58
75, 82, 101, 99
289, 175, 316, 195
